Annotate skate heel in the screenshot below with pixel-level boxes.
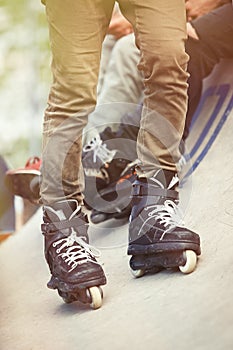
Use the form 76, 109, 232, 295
47, 276, 59, 289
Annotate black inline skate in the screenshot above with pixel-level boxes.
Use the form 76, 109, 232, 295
41, 199, 106, 309
82, 134, 130, 211
128, 170, 201, 277
90, 162, 137, 223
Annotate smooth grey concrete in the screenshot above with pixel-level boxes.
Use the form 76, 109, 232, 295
1, 60, 233, 350
1, 108, 233, 350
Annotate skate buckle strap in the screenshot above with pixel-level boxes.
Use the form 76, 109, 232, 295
132, 183, 178, 200
41, 216, 87, 236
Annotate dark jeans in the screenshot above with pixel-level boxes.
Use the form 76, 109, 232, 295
183, 3, 233, 140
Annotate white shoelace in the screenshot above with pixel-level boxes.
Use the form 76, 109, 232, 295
83, 135, 116, 164
177, 155, 187, 172
138, 200, 184, 240
53, 229, 101, 272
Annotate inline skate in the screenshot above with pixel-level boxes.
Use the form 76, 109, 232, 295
128, 170, 201, 277
41, 199, 106, 309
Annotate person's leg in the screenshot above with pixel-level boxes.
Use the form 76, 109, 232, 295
184, 3, 233, 140
83, 33, 142, 144
82, 99, 143, 220
98, 101, 142, 163
98, 33, 143, 107
84, 102, 142, 224
97, 34, 117, 97
118, 0, 201, 275
119, 0, 189, 176
84, 0, 189, 194
83, 100, 142, 171
40, 0, 115, 308
41, 0, 114, 205
82, 31, 144, 201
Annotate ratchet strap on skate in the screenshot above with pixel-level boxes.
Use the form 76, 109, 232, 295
131, 183, 178, 200
41, 215, 88, 236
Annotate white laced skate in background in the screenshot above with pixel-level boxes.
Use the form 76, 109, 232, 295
83, 135, 116, 172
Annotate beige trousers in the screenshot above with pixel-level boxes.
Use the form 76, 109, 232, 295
41, 0, 189, 205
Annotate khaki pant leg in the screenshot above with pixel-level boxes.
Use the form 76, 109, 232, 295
119, 0, 189, 176
83, 33, 142, 145
41, 0, 115, 205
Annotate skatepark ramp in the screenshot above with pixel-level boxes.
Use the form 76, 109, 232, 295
1, 59, 233, 350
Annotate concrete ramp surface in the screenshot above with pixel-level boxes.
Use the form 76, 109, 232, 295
1, 60, 233, 350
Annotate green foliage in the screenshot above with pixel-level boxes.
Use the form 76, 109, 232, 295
3, 137, 32, 169
1, 0, 49, 165
0, 0, 50, 81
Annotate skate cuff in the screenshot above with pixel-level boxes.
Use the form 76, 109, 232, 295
41, 216, 87, 235
132, 184, 178, 200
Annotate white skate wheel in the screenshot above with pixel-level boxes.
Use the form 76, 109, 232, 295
89, 286, 103, 309
130, 268, 145, 278
179, 250, 197, 274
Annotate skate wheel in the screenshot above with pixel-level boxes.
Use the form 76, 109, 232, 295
89, 286, 103, 309
62, 297, 73, 304
179, 250, 197, 274
130, 268, 145, 278
57, 290, 74, 304
90, 213, 106, 224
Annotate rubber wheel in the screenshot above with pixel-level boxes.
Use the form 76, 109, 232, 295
58, 290, 73, 304
89, 286, 103, 309
130, 268, 145, 278
90, 213, 106, 224
179, 250, 197, 274
62, 297, 73, 304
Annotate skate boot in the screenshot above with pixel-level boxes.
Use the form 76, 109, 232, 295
41, 199, 106, 309
128, 170, 201, 277
90, 162, 137, 224
82, 134, 130, 210
5, 156, 41, 204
